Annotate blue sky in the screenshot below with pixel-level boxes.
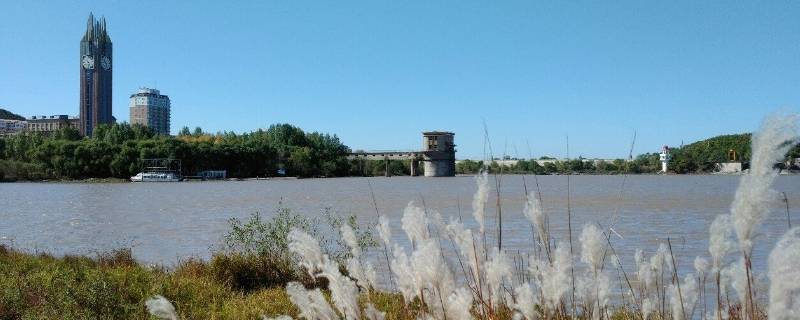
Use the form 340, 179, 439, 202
1, 1, 798, 159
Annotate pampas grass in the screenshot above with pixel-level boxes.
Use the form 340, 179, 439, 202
286, 281, 338, 320
446, 287, 474, 320
401, 202, 430, 247
767, 227, 800, 320
728, 112, 798, 320
732, 113, 798, 256
668, 273, 698, 320
485, 248, 513, 305
472, 170, 490, 235
288, 229, 324, 277
145, 295, 179, 320
531, 244, 571, 314
524, 191, 550, 259
578, 225, 610, 320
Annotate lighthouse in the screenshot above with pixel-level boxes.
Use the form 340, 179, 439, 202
659, 145, 671, 173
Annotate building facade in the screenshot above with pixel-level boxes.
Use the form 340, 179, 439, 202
129, 88, 171, 135
0, 119, 27, 137
25, 115, 79, 135
80, 13, 114, 136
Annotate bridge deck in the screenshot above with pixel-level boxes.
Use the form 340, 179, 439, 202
347, 150, 424, 160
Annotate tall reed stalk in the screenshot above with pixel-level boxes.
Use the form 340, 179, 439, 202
367, 179, 394, 289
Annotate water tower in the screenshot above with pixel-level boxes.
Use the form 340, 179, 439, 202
659, 145, 671, 173
421, 131, 456, 177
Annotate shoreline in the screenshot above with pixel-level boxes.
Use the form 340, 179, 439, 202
0, 172, 781, 183
3, 170, 800, 183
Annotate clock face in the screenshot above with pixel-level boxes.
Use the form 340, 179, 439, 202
101, 56, 111, 70
81, 55, 94, 70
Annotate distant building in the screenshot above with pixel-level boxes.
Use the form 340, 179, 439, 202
0, 119, 27, 136
659, 146, 671, 173
26, 115, 79, 134
80, 13, 114, 136
129, 88, 171, 135
198, 170, 227, 180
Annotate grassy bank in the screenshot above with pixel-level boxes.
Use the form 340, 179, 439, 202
0, 246, 289, 319
0, 246, 413, 319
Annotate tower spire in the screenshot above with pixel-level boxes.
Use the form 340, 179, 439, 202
86, 12, 94, 41
100, 16, 108, 41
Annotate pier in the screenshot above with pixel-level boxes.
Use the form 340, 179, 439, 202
347, 131, 456, 177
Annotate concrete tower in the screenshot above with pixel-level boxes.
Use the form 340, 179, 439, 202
422, 132, 456, 177
79, 13, 113, 136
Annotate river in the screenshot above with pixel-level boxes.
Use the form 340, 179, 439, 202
1, 175, 798, 283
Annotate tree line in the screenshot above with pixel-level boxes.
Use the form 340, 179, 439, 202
2, 127, 798, 181
0, 123, 352, 181
456, 154, 662, 175
457, 133, 800, 175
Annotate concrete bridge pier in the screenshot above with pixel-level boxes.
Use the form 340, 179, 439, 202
410, 159, 419, 176
346, 131, 455, 177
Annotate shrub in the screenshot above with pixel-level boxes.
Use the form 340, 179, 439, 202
209, 253, 312, 291
221, 203, 376, 291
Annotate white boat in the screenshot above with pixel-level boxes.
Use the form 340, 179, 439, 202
130, 172, 182, 182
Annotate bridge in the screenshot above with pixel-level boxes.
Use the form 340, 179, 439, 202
347, 132, 456, 177
347, 150, 425, 176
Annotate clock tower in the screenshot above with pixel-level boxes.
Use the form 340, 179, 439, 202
79, 13, 113, 136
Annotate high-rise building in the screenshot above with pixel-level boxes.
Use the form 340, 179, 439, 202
129, 88, 171, 135
79, 13, 113, 136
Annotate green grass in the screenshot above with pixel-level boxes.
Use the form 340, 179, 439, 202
0, 246, 303, 319
0, 245, 425, 319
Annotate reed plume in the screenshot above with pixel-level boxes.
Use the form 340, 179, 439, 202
731, 113, 798, 256
145, 295, 179, 320
529, 244, 571, 313
485, 247, 513, 305
668, 273, 698, 320
767, 227, 800, 320
523, 190, 549, 256
285, 281, 338, 320
730, 112, 798, 319
472, 170, 489, 235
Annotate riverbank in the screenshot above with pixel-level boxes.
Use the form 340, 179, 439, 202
7, 170, 795, 183
0, 245, 410, 319
0, 176, 302, 183
0, 177, 130, 183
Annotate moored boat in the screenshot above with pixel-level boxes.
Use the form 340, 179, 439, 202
130, 172, 182, 182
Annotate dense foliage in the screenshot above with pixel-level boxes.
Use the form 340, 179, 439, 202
222, 205, 376, 264
0, 123, 352, 180
669, 133, 799, 173
457, 133, 799, 175
0, 108, 25, 120
3, 126, 799, 180
456, 154, 661, 175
